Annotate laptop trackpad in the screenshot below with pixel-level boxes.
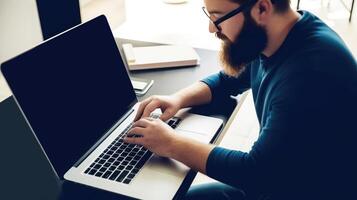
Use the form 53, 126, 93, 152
175, 129, 210, 143
144, 154, 189, 177
174, 113, 221, 143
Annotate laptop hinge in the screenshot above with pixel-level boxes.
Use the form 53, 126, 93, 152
73, 108, 135, 167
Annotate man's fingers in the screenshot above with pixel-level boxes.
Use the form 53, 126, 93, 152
125, 127, 145, 145
134, 99, 151, 121
123, 136, 144, 145
142, 100, 160, 119
160, 110, 174, 122
127, 126, 145, 136
132, 118, 152, 128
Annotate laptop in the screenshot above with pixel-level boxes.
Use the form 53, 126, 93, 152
0, 15, 223, 199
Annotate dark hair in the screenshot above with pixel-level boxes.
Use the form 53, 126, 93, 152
231, 0, 291, 13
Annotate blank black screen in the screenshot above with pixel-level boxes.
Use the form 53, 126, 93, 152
1, 16, 137, 177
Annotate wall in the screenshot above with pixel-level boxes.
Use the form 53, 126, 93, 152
0, 0, 43, 102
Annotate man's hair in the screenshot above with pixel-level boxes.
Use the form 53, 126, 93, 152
231, 0, 291, 13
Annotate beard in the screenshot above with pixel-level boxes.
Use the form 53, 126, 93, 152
217, 12, 268, 77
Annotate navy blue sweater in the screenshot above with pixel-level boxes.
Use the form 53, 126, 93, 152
202, 11, 357, 199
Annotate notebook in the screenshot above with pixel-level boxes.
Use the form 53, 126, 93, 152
122, 43, 200, 70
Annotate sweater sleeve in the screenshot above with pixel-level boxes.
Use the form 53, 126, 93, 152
200, 67, 251, 108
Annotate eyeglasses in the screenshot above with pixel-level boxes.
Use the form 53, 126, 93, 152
202, 0, 257, 31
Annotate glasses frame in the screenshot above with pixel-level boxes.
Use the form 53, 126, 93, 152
202, 0, 257, 31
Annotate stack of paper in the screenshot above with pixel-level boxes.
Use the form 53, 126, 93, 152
122, 43, 200, 70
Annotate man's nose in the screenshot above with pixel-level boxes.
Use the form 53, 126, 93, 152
208, 21, 218, 33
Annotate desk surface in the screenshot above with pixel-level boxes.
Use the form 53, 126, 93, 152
115, 38, 222, 100
0, 38, 234, 200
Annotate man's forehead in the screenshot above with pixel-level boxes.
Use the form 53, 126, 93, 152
204, 0, 241, 13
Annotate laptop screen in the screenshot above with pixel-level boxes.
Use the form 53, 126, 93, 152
1, 16, 137, 177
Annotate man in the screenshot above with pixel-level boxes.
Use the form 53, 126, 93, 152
125, 0, 357, 199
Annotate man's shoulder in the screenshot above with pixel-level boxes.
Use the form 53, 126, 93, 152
272, 10, 355, 79
281, 19, 356, 85
294, 11, 349, 56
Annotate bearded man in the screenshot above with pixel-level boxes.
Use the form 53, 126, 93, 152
124, 0, 357, 199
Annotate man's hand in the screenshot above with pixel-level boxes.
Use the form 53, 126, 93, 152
124, 117, 214, 174
127, 82, 214, 173
124, 118, 178, 157
134, 95, 182, 122
134, 82, 212, 122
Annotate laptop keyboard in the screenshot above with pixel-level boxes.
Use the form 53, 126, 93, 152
84, 114, 181, 184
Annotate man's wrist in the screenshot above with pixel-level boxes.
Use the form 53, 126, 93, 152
167, 134, 215, 173
172, 93, 186, 109
167, 134, 186, 159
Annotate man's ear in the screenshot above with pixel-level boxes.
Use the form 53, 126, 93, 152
251, 0, 273, 25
